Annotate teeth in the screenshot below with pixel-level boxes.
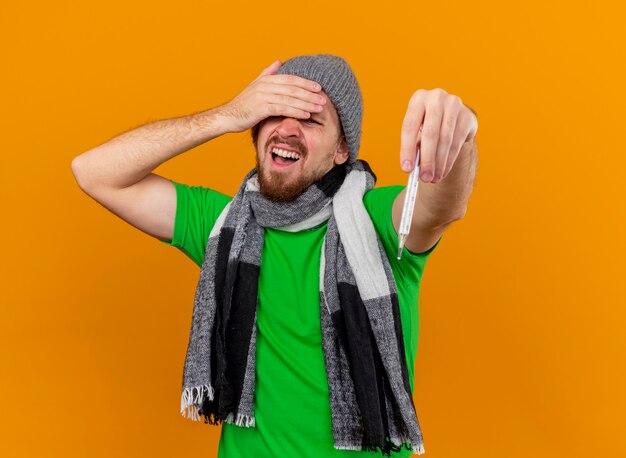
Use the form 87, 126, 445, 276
271, 147, 301, 160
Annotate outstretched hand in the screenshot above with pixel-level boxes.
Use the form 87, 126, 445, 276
399, 88, 478, 183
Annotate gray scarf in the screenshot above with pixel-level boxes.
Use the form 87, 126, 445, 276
179, 160, 425, 456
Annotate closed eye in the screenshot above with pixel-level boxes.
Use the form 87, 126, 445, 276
267, 116, 320, 124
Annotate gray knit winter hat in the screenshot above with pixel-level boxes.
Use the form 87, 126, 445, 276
275, 54, 363, 163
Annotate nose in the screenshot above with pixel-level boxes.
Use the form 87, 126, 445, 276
275, 116, 303, 138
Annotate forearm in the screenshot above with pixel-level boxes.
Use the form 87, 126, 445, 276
71, 106, 231, 190
416, 138, 478, 223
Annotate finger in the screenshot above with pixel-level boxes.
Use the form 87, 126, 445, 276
432, 105, 459, 182
266, 82, 327, 107
266, 74, 322, 93
466, 110, 478, 143
442, 122, 472, 179
399, 96, 426, 172
266, 103, 313, 120
418, 103, 443, 182
266, 93, 324, 114
415, 126, 423, 159
255, 59, 282, 81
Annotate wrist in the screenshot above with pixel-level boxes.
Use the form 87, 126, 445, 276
192, 105, 234, 139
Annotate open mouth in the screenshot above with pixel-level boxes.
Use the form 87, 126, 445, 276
270, 147, 302, 168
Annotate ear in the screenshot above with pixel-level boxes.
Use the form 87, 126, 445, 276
334, 136, 350, 165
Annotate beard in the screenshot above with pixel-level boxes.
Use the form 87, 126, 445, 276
255, 130, 346, 203
255, 133, 335, 203
256, 153, 332, 203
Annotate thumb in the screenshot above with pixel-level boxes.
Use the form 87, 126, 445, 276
255, 59, 282, 80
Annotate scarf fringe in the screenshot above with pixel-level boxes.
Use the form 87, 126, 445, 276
180, 384, 214, 421
335, 438, 425, 456
180, 384, 256, 428
225, 412, 256, 427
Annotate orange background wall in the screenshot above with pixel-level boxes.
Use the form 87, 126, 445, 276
1, 1, 624, 457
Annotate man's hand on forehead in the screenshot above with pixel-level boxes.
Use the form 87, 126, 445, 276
216, 59, 326, 134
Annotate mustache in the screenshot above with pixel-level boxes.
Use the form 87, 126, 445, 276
266, 136, 307, 157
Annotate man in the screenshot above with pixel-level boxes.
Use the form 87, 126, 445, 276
71, 54, 478, 457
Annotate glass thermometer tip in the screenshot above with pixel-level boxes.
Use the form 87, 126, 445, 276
397, 148, 420, 260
